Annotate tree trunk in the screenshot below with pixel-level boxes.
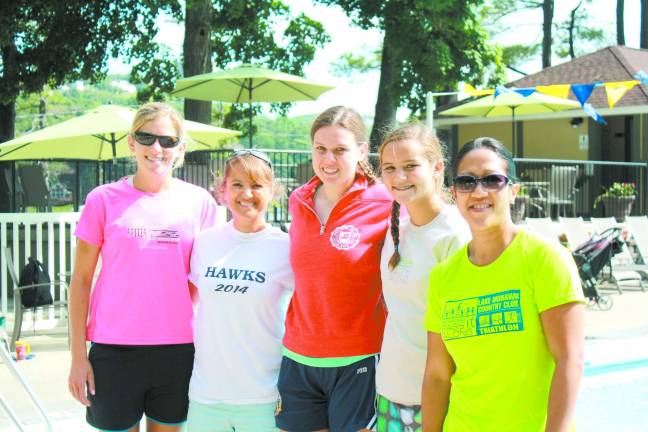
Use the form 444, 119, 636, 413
542, 0, 554, 68
369, 27, 398, 152
183, 0, 213, 125
617, 0, 625, 45
641, 0, 648, 48
567, 1, 582, 59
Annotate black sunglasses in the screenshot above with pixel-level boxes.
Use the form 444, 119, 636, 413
229, 149, 272, 168
132, 132, 180, 148
453, 174, 512, 193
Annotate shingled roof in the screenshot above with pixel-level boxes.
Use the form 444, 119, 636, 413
510, 46, 648, 109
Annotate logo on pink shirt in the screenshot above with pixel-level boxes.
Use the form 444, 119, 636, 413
330, 224, 360, 250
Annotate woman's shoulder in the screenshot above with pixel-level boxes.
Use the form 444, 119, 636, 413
361, 181, 392, 202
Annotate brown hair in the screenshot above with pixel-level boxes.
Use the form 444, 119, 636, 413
130, 102, 189, 169
214, 153, 284, 205
379, 122, 447, 270
310, 106, 377, 184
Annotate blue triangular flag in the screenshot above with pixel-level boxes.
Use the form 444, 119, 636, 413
571, 83, 596, 106
634, 70, 648, 85
512, 88, 536, 97
584, 103, 607, 125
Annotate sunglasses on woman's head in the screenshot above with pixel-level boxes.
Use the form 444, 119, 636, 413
453, 174, 511, 193
132, 132, 180, 148
229, 149, 272, 168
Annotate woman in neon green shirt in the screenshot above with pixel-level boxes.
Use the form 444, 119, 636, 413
422, 137, 585, 432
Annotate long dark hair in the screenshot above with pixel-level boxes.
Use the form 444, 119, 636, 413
453, 137, 517, 182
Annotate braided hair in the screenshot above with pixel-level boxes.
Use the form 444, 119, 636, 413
388, 201, 401, 270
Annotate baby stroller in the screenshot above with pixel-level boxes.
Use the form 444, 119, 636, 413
571, 227, 625, 311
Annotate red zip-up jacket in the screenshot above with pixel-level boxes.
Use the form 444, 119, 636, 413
284, 174, 392, 357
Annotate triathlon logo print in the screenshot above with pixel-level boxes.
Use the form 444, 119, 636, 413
330, 224, 360, 250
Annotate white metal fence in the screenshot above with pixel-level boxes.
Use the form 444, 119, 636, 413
0, 212, 79, 316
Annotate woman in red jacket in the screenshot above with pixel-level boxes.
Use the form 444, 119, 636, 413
276, 106, 392, 432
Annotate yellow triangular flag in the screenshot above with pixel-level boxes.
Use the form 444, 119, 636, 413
463, 83, 495, 96
604, 80, 639, 108
536, 84, 571, 99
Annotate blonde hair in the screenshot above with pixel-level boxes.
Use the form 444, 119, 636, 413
130, 102, 189, 169
310, 106, 377, 184
379, 123, 448, 269
214, 153, 284, 205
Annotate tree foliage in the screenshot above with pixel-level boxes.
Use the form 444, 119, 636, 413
0, 0, 181, 142
554, 0, 608, 60
317, 0, 504, 149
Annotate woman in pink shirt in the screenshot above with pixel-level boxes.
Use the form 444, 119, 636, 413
67, 102, 219, 432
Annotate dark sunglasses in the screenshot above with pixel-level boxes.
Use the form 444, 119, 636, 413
132, 132, 180, 148
453, 174, 512, 193
229, 149, 272, 168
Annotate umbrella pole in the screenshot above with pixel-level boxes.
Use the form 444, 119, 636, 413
248, 102, 253, 148
511, 107, 517, 157
248, 83, 253, 148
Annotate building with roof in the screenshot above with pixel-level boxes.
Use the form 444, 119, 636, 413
437, 46, 648, 164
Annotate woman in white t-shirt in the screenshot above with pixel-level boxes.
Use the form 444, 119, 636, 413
186, 150, 293, 432
376, 123, 470, 432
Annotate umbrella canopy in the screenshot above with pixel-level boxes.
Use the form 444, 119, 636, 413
440, 91, 581, 156
0, 105, 241, 161
171, 64, 335, 146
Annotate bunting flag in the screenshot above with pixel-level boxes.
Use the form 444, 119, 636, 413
535, 84, 571, 99
463, 83, 494, 96
512, 88, 536, 97
494, 85, 515, 98
635, 70, 648, 85
584, 103, 607, 125
571, 83, 597, 107
604, 80, 640, 108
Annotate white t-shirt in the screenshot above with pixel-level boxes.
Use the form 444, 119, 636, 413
188, 221, 294, 404
376, 205, 471, 405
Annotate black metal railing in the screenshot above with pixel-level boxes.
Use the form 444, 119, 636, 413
2, 152, 646, 225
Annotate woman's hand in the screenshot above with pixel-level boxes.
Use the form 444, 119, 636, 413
68, 355, 95, 406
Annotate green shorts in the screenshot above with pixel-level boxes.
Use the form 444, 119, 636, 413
376, 394, 422, 432
186, 399, 278, 432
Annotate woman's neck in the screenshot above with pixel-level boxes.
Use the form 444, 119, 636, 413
468, 222, 519, 266
406, 195, 445, 227
132, 172, 173, 193
232, 217, 267, 234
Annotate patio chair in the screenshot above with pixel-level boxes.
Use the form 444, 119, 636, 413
529, 166, 578, 217
560, 217, 643, 294
17, 164, 51, 211
2, 247, 69, 351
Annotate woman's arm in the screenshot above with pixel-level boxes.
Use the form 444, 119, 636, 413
422, 332, 455, 432
67, 239, 100, 407
540, 301, 585, 432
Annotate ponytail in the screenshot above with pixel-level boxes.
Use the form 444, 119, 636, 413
358, 159, 377, 185
388, 201, 401, 270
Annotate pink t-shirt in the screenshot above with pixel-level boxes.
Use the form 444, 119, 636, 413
75, 178, 219, 345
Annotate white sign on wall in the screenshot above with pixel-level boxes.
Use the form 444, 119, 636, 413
579, 134, 589, 151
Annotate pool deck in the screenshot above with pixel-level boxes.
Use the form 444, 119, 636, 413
2, 287, 648, 431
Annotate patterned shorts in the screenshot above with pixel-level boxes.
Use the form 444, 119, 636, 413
376, 394, 422, 432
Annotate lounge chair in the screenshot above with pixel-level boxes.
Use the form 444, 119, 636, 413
524, 217, 561, 244
625, 216, 648, 265
560, 217, 644, 294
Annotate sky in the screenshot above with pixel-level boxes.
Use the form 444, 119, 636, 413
109, 0, 642, 119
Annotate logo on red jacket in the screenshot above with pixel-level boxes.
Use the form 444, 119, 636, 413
330, 224, 360, 250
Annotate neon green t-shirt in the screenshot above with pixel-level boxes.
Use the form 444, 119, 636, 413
425, 229, 584, 432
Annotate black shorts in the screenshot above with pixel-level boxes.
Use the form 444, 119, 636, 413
276, 355, 378, 432
87, 342, 194, 431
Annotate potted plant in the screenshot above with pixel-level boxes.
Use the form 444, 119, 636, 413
511, 184, 529, 224
593, 182, 636, 221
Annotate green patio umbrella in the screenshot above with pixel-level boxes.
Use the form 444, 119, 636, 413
0, 105, 241, 161
440, 91, 581, 156
171, 64, 335, 146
